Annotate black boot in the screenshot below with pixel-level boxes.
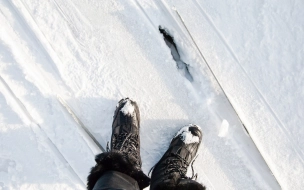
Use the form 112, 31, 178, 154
150, 124, 206, 190
111, 98, 142, 168
87, 98, 150, 190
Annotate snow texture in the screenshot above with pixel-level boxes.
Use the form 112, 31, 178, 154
175, 125, 201, 144
218, 120, 229, 138
0, 0, 303, 189
120, 100, 135, 116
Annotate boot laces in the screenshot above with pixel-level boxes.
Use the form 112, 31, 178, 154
107, 133, 140, 166
165, 153, 188, 179
149, 153, 198, 180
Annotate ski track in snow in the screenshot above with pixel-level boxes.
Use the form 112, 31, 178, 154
0, 75, 84, 188
0, 92, 82, 190
136, 1, 281, 189
134, 0, 280, 189
0, 0, 276, 189
0, 0, 97, 188
167, 0, 304, 189
193, 0, 304, 163
1, 0, 303, 189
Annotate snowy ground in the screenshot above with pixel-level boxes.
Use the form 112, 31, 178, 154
0, 0, 303, 189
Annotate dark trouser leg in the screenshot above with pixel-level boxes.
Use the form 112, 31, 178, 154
93, 171, 139, 190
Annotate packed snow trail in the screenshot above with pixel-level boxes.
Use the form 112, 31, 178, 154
0, 0, 97, 188
0, 75, 85, 189
158, 23, 278, 186
135, 0, 280, 188
162, 0, 304, 189
0, 0, 279, 189
1, 0, 303, 189
163, 1, 304, 189
0, 92, 84, 190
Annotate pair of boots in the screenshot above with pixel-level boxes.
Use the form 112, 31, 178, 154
87, 98, 206, 190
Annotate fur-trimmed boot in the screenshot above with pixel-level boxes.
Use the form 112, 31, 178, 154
150, 124, 206, 190
87, 98, 150, 190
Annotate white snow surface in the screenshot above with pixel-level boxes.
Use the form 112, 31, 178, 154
175, 125, 201, 144
120, 99, 135, 116
0, 0, 303, 189
218, 120, 229, 138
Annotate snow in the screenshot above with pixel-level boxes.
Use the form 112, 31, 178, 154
0, 0, 303, 189
218, 120, 229, 138
120, 99, 135, 116
175, 125, 201, 144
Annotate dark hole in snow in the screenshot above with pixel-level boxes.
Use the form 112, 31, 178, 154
159, 26, 193, 82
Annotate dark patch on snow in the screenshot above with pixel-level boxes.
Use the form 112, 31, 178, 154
159, 26, 193, 82
242, 123, 250, 135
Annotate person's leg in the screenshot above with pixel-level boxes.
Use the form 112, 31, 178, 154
87, 98, 150, 190
150, 124, 206, 190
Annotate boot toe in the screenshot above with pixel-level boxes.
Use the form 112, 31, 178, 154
188, 124, 202, 140
175, 124, 202, 145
